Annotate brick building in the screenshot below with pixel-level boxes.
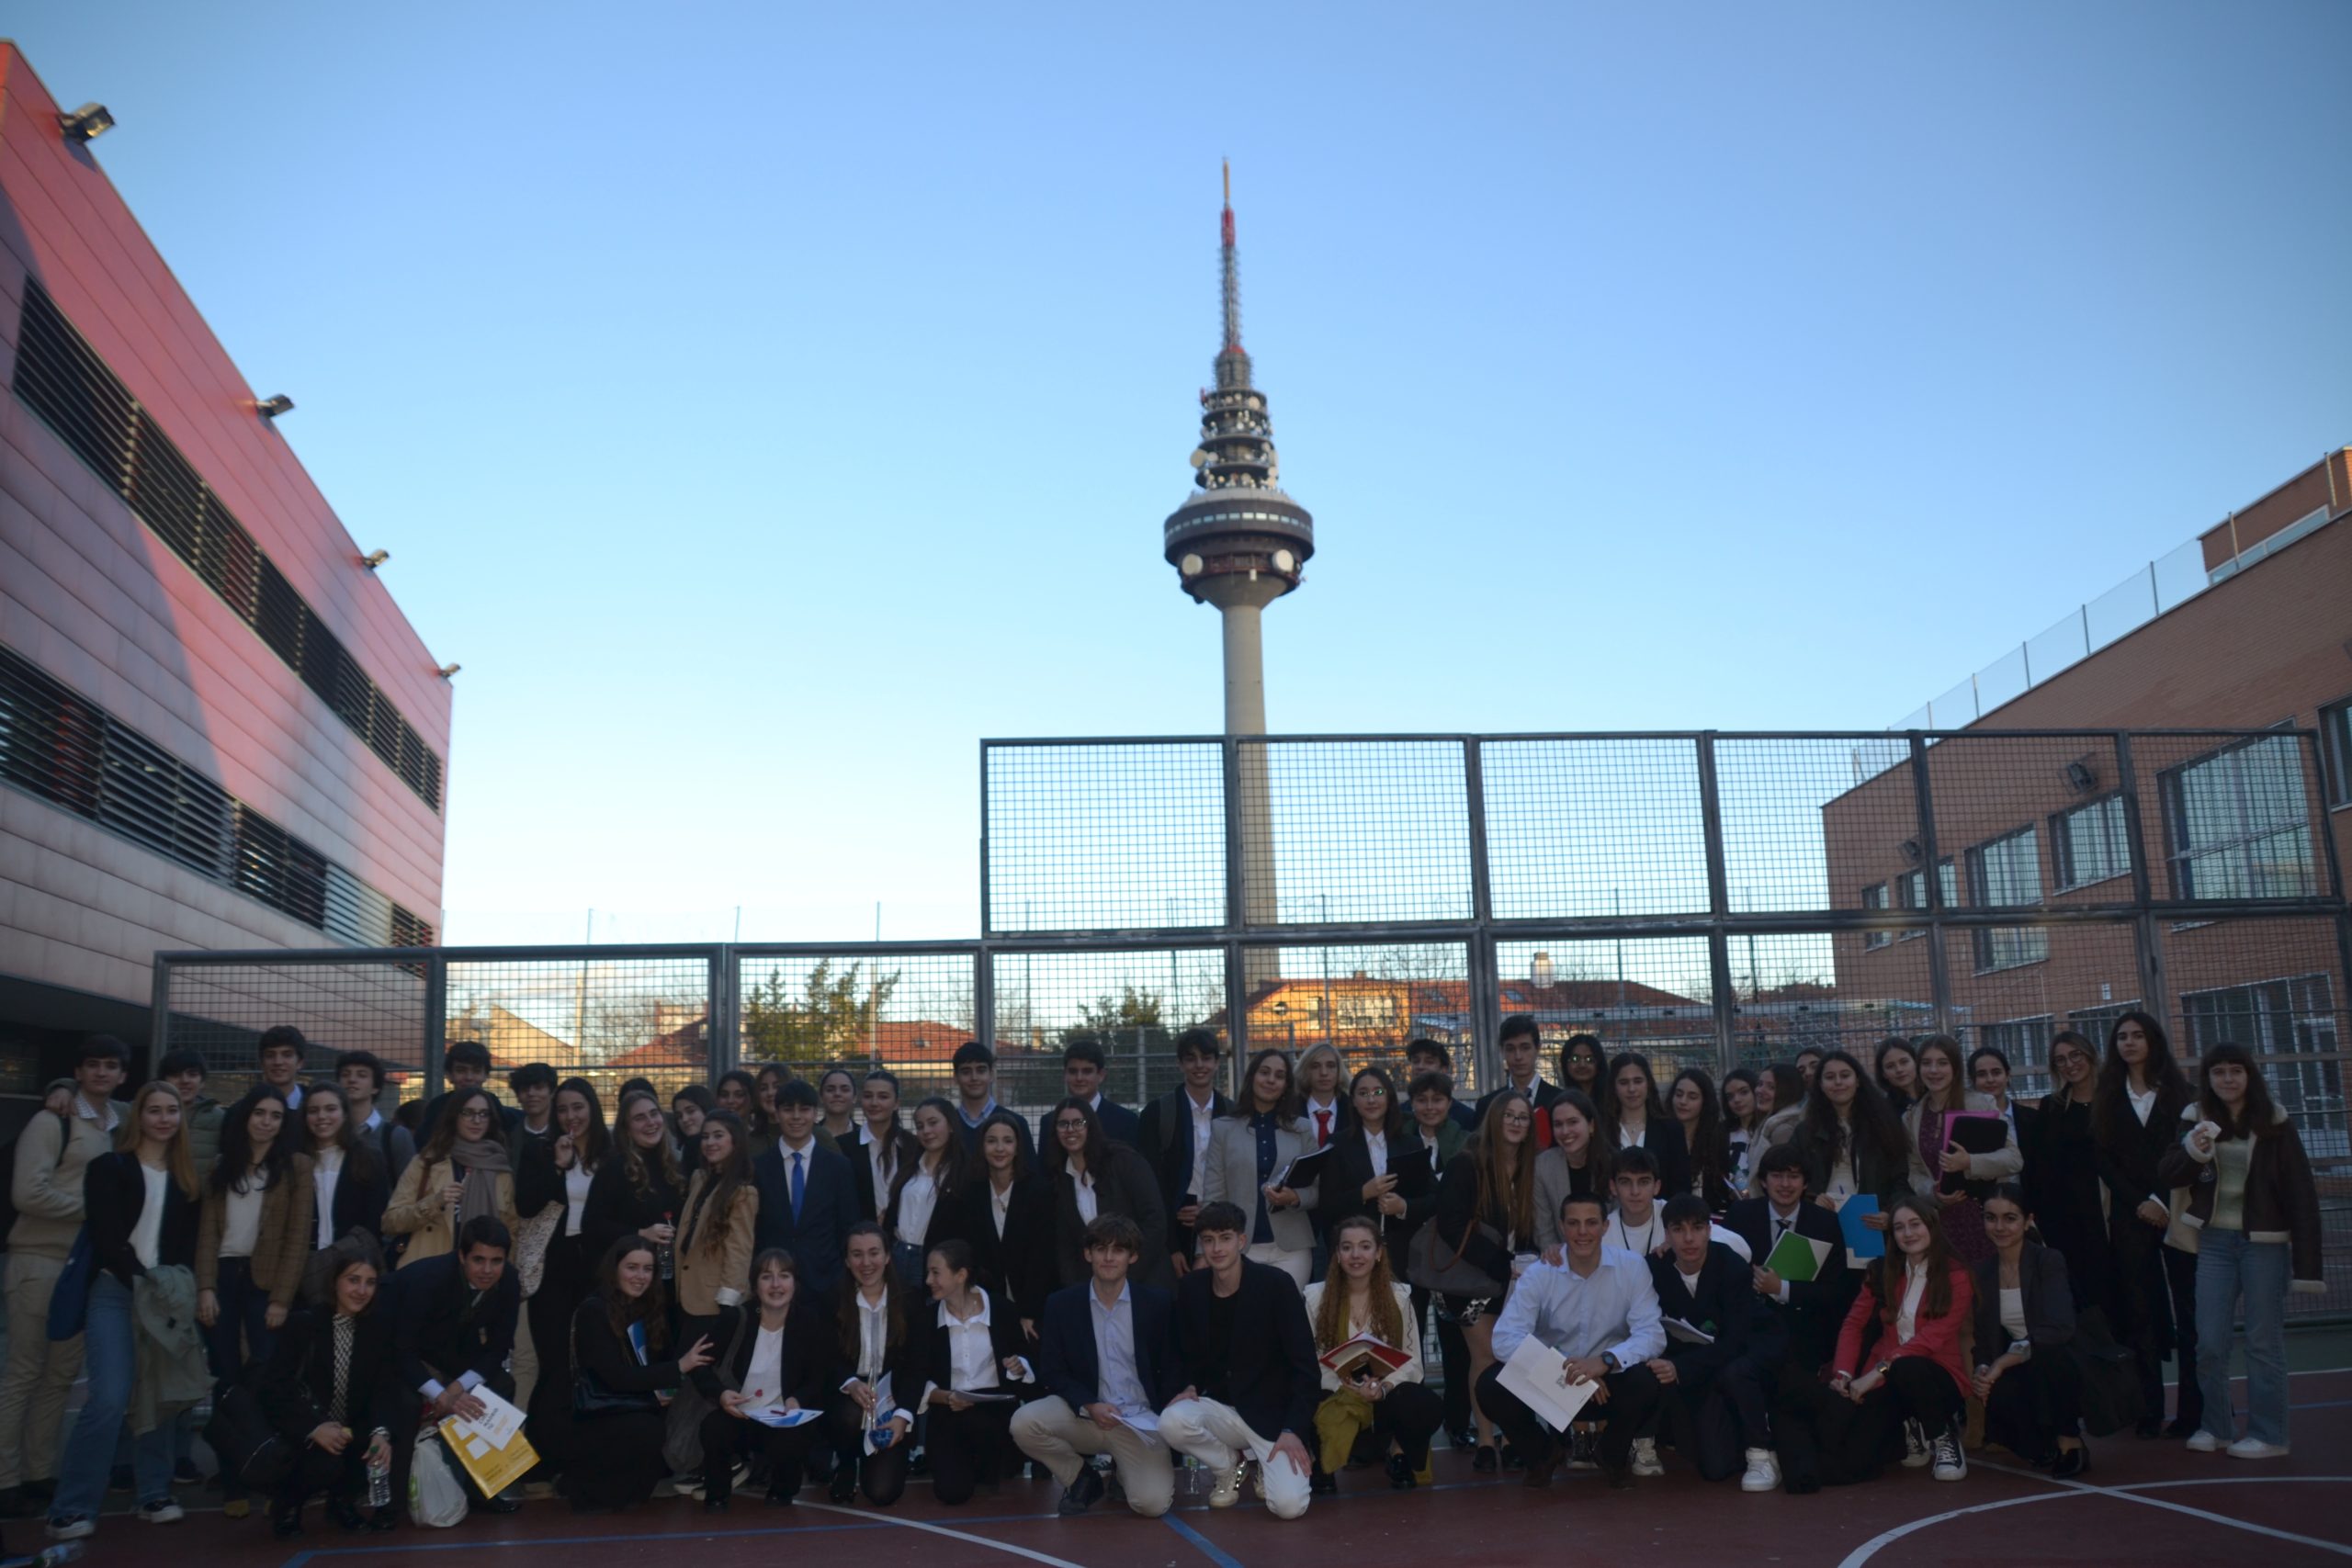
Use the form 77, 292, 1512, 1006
1826, 450, 2350, 1153
0, 48, 448, 1100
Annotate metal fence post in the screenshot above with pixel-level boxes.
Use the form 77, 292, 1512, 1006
1464, 739, 1501, 1091
1907, 733, 1952, 1035
974, 946, 996, 1055
978, 741, 994, 938
2113, 734, 2169, 1025
146, 955, 172, 1084
423, 953, 447, 1105
708, 945, 738, 1084
1224, 938, 1247, 1100
1694, 733, 1738, 1077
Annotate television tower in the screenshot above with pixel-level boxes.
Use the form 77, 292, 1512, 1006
1163, 162, 1315, 737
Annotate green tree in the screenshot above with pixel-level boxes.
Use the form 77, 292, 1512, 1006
741, 959, 902, 1063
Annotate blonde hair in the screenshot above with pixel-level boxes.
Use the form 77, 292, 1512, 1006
1313, 1215, 1403, 1348
119, 1081, 199, 1200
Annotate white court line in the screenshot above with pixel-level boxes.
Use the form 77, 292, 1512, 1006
796, 1501, 1091, 1568
1836, 1472, 2352, 1568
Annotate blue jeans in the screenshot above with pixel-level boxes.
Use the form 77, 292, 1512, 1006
51, 1273, 174, 1522
2194, 1228, 2290, 1446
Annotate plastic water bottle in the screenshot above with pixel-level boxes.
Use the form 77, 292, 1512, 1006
658, 1211, 676, 1280
368, 1439, 393, 1509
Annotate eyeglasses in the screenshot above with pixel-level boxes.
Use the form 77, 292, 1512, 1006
1358, 1087, 1389, 1098
1055, 1119, 1088, 1132
458, 1109, 491, 1122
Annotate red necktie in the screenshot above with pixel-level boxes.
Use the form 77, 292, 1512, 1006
1315, 1109, 1331, 1147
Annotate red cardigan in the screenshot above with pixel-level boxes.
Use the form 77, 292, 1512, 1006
1833, 1262, 1973, 1397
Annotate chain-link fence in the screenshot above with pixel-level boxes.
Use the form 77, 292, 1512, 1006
158, 727, 2352, 1307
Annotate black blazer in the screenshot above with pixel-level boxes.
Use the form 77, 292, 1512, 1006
1646, 1241, 1769, 1380
1036, 1098, 1143, 1156
1722, 1196, 1851, 1366
319, 1149, 390, 1248
1136, 1088, 1235, 1241
1608, 1116, 1692, 1200
752, 1140, 859, 1303
1970, 1242, 2075, 1360
831, 1286, 929, 1411
958, 1174, 1056, 1320
1174, 1260, 1320, 1442
1315, 1123, 1435, 1262
572, 1294, 691, 1402
2094, 1081, 2192, 1230
581, 1156, 685, 1269
714, 1301, 831, 1412
259, 1306, 400, 1442
1035, 1279, 1184, 1414
1050, 1143, 1170, 1290
847, 1126, 922, 1226
884, 1160, 978, 1258
919, 1286, 1033, 1398
83, 1152, 198, 1288
391, 1250, 521, 1395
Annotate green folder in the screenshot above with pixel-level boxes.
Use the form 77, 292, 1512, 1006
1764, 1227, 1831, 1282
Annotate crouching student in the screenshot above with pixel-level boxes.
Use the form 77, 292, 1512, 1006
696, 1248, 829, 1510
1160, 1201, 1321, 1519
1301, 1215, 1442, 1493
916, 1240, 1035, 1505
1973, 1186, 2086, 1477
1012, 1214, 1185, 1517
257, 1237, 397, 1537
1638, 1196, 1775, 1486
1476, 1191, 1667, 1490
1773, 1194, 1973, 1491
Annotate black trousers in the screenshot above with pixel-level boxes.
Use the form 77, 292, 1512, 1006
697, 1408, 826, 1501
1413, 1287, 1473, 1435
526, 1233, 592, 1476
565, 1409, 668, 1512
1651, 1348, 1773, 1481
1474, 1362, 1664, 1470
828, 1392, 910, 1505
1772, 1359, 1962, 1489
1317, 1382, 1444, 1469
923, 1401, 1019, 1505
273, 1441, 368, 1514
1984, 1353, 2083, 1464
2144, 1244, 2202, 1430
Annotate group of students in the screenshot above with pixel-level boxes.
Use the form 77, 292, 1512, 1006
0, 1010, 2322, 1539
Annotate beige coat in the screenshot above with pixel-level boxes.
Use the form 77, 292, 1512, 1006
383, 1155, 520, 1269
674, 1171, 756, 1315
195, 1155, 317, 1308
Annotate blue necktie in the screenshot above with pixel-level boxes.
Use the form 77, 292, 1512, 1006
790, 1151, 806, 1224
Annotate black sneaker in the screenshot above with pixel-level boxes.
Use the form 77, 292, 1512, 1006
173, 1461, 202, 1486
829, 1465, 857, 1505
1603, 1462, 1634, 1491
107, 1467, 133, 1495
763, 1485, 797, 1507
1057, 1467, 1106, 1516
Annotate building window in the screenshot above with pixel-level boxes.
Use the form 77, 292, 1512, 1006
2051, 794, 2131, 891
1980, 1015, 2055, 1099
2065, 999, 2142, 1051
2323, 696, 2352, 809
1967, 827, 2048, 971
1861, 883, 1891, 950
2159, 733, 2316, 900
2180, 975, 2345, 1158
1895, 858, 1955, 941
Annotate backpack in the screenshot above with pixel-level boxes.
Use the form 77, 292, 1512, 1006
0, 1111, 74, 1251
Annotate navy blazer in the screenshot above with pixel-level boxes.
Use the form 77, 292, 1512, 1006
1036, 1097, 1143, 1156
1174, 1260, 1320, 1442
1723, 1196, 1852, 1365
752, 1140, 859, 1303
390, 1250, 520, 1395
1646, 1241, 1770, 1380
1035, 1279, 1184, 1414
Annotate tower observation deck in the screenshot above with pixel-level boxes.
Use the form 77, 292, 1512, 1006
1163, 163, 1315, 738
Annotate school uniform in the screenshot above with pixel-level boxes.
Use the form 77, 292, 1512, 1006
1012, 1278, 1184, 1516
1971, 1243, 2082, 1465
827, 1285, 928, 1506
1722, 1196, 1851, 1371
1315, 1122, 1435, 1269
1035, 1094, 1143, 1156
752, 1137, 858, 1305
958, 1173, 1056, 1324
1136, 1086, 1234, 1265
695, 1302, 831, 1504
1050, 1144, 1171, 1291
1645, 1242, 1774, 1479
915, 1287, 1036, 1504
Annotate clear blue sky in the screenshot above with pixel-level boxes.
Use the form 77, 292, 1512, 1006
13, 1, 2350, 945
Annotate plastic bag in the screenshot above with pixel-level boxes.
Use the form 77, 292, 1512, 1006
408, 1430, 469, 1528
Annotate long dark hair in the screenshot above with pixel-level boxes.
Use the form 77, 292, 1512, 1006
1558, 1033, 1606, 1092
681, 1111, 753, 1258
1548, 1088, 1611, 1188
1721, 1067, 1764, 1134
835, 1221, 906, 1364
1870, 1193, 1956, 1323
555, 1077, 610, 1171
614, 1089, 684, 1199
1669, 1067, 1727, 1198
1762, 1062, 1807, 1120
974, 1109, 1032, 1183
301, 1083, 381, 1187
889, 1098, 978, 1223
1043, 1096, 1107, 1178
594, 1235, 672, 1352
1911, 1034, 1972, 1120
1349, 1066, 1408, 1139
420, 1085, 500, 1167
212, 1087, 297, 1197
2195, 1042, 2287, 1142
1873, 1037, 1920, 1105
2093, 1010, 2191, 1146
1790, 1049, 1906, 1193
1471, 1089, 1537, 1241
1231, 1048, 1304, 1123
1596, 1052, 1668, 1148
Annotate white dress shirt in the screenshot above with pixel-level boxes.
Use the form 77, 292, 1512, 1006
1894, 1260, 1928, 1344
312, 1146, 344, 1248
921, 1289, 1034, 1406
1489, 1247, 1667, 1371
895, 1165, 940, 1247
1074, 1168, 1099, 1224
1187, 1091, 1219, 1183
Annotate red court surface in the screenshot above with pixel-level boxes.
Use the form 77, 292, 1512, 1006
102, 1370, 2352, 1568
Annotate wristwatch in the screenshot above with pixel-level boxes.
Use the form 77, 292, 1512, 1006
1600, 1352, 1621, 1373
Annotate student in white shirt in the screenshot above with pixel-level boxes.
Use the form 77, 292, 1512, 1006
300, 1085, 388, 1250
701, 1248, 830, 1509
1602, 1148, 1668, 1258
1301, 1215, 1442, 1492
885, 1100, 977, 1289
1476, 1190, 1668, 1489
916, 1239, 1035, 1506
1297, 1044, 1347, 1150
522, 1077, 610, 1488
827, 1225, 921, 1506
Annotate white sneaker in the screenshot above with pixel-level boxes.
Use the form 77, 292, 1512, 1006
135, 1500, 183, 1524
1208, 1461, 1247, 1508
1930, 1427, 1966, 1482
1740, 1448, 1780, 1493
2225, 1438, 2289, 1460
42, 1519, 93, 1542
2184, 1429, 2223, 1453
1629, 1438, 1665, 1477
1901, 1418, 1930, 1468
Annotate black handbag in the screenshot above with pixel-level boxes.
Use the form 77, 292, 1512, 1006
204, 1382, 296, 1492
2067, 1305, 2145, 1438
571, 1317, 661, 1419
1407, 1219, 1507, 1298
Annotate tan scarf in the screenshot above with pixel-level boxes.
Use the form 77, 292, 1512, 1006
449, 1136, 511, 1227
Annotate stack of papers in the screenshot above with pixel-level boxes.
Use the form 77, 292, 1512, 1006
747, 1407, 824, 1428
1494, 1337, 1599, 1432
439, 1389, 537, 1495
